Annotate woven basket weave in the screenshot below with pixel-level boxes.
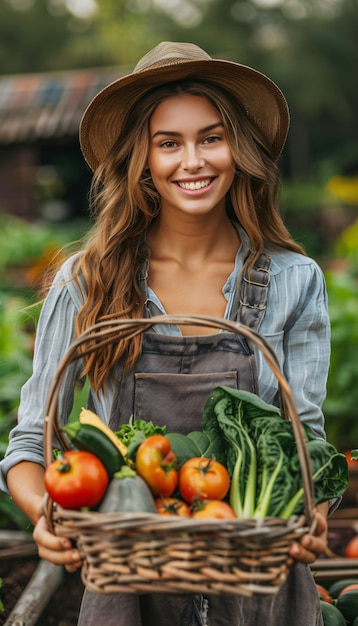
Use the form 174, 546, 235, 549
44, 314, 316, 597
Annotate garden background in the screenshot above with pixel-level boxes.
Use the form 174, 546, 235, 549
0, 0, 357, 622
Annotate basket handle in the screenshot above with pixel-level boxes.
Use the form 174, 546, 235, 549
44, 314, 316, 524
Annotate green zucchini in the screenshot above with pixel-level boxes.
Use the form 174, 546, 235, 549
320, 601, 346, 626
99, 466, 156, 513
62, 421, 125, 478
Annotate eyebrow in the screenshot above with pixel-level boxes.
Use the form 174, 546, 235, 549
151, 122, 224, 139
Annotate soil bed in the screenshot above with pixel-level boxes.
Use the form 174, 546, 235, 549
0, 557, 83, 625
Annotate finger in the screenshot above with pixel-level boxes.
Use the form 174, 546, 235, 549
289, 536, 324, 565
37, 543, 82, 566
301, 529, 327, 555
310, 512, 328, 540
65, 559, 83, 573
33, 516, 70, 551
33, 516, 82, 566
289, 542, 316, 564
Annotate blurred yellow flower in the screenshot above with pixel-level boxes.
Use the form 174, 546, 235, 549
327, 175, 358, 206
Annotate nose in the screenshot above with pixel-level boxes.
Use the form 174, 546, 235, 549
181, 144, 205, 172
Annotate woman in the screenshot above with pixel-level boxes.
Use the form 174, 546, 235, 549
1, 42, 330, 625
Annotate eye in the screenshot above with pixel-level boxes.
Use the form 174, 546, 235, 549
160, 140, 178, 148
204, 135, 221, 144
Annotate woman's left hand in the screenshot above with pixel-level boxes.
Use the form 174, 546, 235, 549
287, 502, 328, 567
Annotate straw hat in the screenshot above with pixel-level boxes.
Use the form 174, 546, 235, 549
80, 41, 290, 171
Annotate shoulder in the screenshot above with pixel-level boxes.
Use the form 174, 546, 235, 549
262, 244, 328, 323
264, 243, 324, 278
48, 252, 87, 310
236, 223, 324, 282
54, 252, 82, 282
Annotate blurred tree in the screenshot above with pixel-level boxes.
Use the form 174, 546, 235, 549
0, 0, 89, 73
0, 0, 148, 73
90, 0, 159, 65
0, 0, 99, 72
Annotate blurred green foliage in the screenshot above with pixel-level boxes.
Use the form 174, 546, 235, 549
0, 296, 39, 530
335, 219, 358, 273
0, 298, 38, 428
323, 218, 358, 451
0, 215, 87, 271
324, 269, 358, 450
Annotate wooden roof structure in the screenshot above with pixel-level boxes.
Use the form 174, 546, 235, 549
0, 66, 125, 144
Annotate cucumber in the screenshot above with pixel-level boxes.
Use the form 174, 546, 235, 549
99, 466, 156, 513
320, 601, 346, 626
336, 590, 358, 625
329, 579, 358, 599
62, 421, 125, 478
79, 408, 127, 457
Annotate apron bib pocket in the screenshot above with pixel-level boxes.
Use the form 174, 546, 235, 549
134, 371, 238, 432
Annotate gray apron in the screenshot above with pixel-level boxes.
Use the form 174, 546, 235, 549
78, 253, 323, 626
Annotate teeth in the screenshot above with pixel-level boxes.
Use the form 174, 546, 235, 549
177, 179, 211, 190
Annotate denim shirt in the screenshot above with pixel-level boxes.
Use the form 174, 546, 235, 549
0, 227, 330, 492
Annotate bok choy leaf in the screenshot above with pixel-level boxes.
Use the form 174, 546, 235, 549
202, 387, 349, 519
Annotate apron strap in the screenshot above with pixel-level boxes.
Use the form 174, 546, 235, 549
234, 253, 271, 331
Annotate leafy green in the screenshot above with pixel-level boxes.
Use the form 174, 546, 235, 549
115, 416, 166, 460
280, 437, 350, 518
166, 433, 201, 467
351, 449, 358, 461
186, 429, 226, 465
202, 386, 349, 519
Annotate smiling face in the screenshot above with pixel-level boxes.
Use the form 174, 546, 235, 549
147, 93, 236, 220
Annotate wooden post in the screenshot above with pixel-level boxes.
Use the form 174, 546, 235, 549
4, 560, 63, 626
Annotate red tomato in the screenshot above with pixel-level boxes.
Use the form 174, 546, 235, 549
44, 450, 108, 509
316, 584, 332, 603
343, 451, 358, 468
345, 535, 358, 558
154, 497, 191, 517
179, 457, 230, 504
136, 434, 178, 496
192, 500, 236, 519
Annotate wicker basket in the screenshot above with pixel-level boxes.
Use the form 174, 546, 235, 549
44, 314, 317, 597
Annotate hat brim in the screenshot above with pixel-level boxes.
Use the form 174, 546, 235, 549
79, 58, 289, 172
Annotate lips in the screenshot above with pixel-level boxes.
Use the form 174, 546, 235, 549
176, 178, 213, 191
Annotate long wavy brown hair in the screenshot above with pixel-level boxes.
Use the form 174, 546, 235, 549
70, 79, 305, 392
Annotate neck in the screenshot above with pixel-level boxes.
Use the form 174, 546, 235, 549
147, 212, 240, 266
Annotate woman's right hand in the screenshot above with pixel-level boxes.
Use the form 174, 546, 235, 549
33, 515, 83, 572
